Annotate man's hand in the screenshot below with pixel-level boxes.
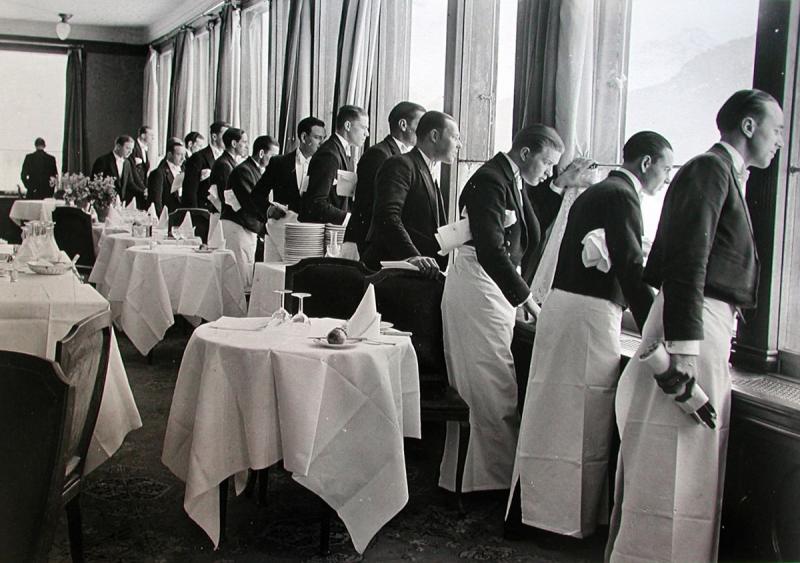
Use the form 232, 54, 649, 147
521, 296, 540, 325
407, 255, 440, 278
669, 353, 697, 381
553, 157, 596, 189
267, 204, 286, 220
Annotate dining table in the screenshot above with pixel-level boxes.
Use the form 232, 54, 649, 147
9, 197, 65, 225
0, 263, 142, 473
247, 261, 287, 317
162, 316, 421, 554
105, 244, 247, 355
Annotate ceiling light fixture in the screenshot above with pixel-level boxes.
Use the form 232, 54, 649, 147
56, 13, 72, 41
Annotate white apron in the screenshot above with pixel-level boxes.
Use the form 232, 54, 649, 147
509, 288, 622, 538
606, 292, 735, 563
439, 247, 519, 492
221, 219, 257, 290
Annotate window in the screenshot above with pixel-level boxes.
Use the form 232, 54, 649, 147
624, 0, 758, 242
409, 0, 447, 112
492, 0, 517, 153
0, 49, 67, 194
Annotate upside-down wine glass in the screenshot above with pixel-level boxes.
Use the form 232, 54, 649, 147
291, 292, 311, 325
272, 289, 293, 324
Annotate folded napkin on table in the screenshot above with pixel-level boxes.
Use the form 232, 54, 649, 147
125, 198, 137, 211
346, 284, 381, 340
157, 207, 169, 229
266, 209, 299, 261
147, 203, 158, 221
208, 316, 270, 331
435, 209, 516, 256
177, 213, 194, 239
207, 214, 226, 249
105, 206, 124, 226
208, 185, 223, 212
581, 228, 611, 273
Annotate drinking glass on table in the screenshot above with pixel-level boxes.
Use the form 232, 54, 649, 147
291, 292, 311, 325
271, 289, 293, 324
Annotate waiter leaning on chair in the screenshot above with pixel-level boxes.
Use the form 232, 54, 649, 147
606, 89, 784, 563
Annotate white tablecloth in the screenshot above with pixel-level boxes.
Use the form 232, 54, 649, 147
9, 198, 65, 225
248, 262, 287, 317
0, 269, 142, 473
89, 233, 201, 298
162, 317, 421, 553
106, 246, 247, 355
92, 224, 130, 257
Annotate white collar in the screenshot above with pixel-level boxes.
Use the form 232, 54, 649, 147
166, 160, 182, 176
335, 132, 352, 157
417, 147, 439, 175
114, 153, 125, 163
502, 153, 522, 191
392, 136, 413, 154
616, 167, 643, 194
296, 149, 310, 165
718, 141, 747, 176
211, 145, 223, 160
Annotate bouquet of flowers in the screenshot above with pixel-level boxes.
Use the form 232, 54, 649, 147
87, 174, 117, 210
51, 173, 90, 206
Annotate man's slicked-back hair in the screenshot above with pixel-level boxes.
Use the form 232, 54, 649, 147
166, 137, 184, 154
253, 135, 279, 155
297, 116, 325, 138
222, 127, 245, 148
415, 111, 456, 142
335, 105, 367, 129
716, 89, 779, 134
388, 101, 426, 128
34, 137, 46, 148
210, 120, 231, 136
622, 131, 673, 163
115, 135, 134, 147
511, 124, 565, 155
184, 131, 203, 146
138, 125, 151, 137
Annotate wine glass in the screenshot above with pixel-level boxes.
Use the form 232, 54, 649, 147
271, 289, 293, 324
291, 292, 311, 325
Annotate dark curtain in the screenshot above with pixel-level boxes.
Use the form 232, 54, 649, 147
214, 4, 239, 123
512, 0, 560, 135
168, 29, 191, 140
63, 47, 88, 174
278, 0, 312, 151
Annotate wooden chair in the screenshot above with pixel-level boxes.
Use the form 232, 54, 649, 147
284, 257, 373, 318
169, 208, 211, 243
55, 310, 113, 563
366, 269, 471, 513
53, 206, 96, 275
0, 351, 74, 563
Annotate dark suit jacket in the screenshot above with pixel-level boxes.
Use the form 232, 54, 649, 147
362, 148, 447, 270
520, 178, 564, 282
644, 144, 759, 341
21, 149, 58, 199
253, 149, 303, 214
209, 151, 238, 202
182, 145, 217, 210
460, 153, 539, 306
552, 170, 654, 330
91, 152, 140, 203
300, 135, 351, 224
221, 157, 266, 234
147, 159, 182, 215
344, 135, 401, 251
129, 140, 151, 195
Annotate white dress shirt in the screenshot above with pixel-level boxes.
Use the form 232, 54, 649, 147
417, 148, 440, 177
114, 154, 125, 178
211, 145, 223, 160
335, 132, 352, 158
295, 149, 310, 192
137, 139, 149, 163
615, 167, 643, 195
392, 136, 413, 154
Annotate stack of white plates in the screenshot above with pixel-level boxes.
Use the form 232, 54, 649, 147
324, 223, 346, 247
284, 222, 325, 263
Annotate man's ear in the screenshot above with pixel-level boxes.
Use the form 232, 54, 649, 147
519, 147, 530, 162
398, 118, 408, 132
741, 116, 756, 139
430, 129, 440, 143
343, 120, 353, 132
639, 154, 652, 174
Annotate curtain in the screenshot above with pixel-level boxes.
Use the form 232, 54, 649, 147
191, 29, 212, 139
156, 48, 174, 159
278, 0, 315, 151
266, 0, 290, 142
169, 29, 195, 141
335, 0, 381, 112
143, 48, 160, 153
62, 47, 88, 174
241, 5, 270, 138
214, 4, 242, 126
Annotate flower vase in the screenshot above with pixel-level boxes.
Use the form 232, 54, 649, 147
95, 205, 110, 223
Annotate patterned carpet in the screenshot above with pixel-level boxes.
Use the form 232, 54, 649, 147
47, 326, 607, 562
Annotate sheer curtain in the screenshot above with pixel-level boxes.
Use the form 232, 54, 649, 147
63, 47, 88, 174
169, 29, 195, 141
335, 0, 381, 111
143, 48, 160, 149
241, 5, 270, 138
156, 48, 174, 159
214, 4, 242, 126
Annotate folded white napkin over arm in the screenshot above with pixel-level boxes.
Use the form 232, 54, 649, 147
157, 207, 169, 229
435, 209, 516, 256
581, 228, 611, 273
335, 170, 358, 197
207, 214, 226, 249
346, 284, 381, 339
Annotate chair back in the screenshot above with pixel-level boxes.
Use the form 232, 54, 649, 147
53, 206, 96, 268
366, 269, 447, 378
55, 310, 112, 488
169, 208, 211, 243
0, 351, 73, 563
285, 257, 373, 319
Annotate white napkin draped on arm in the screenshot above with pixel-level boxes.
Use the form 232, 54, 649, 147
581, 228, 611, 273
435, 209, 516, 256
335, 170, 357, 197
346, 284, 381, 339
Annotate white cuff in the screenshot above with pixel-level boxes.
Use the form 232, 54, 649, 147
665, 340, 700, 356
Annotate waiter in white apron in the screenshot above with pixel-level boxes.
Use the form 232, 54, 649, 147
506, 131, 673, 540
606, 90, 784, 562
440, 125, 591, 492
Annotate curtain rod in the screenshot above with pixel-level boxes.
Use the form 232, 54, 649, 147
152, 0, 265, 48
0, 37, 71, 52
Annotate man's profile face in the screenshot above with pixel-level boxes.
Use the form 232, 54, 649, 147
233, 133, 250, 158
519, 146, 561, 186
301, 125, 326, 156
434, 119, 462, 164
345, 115, 370, 148
142, 129, 155, 144
117, 141, 134, 159
641, 149, 674, 196
748, 101, 784, 169
169, 145, 187, 167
